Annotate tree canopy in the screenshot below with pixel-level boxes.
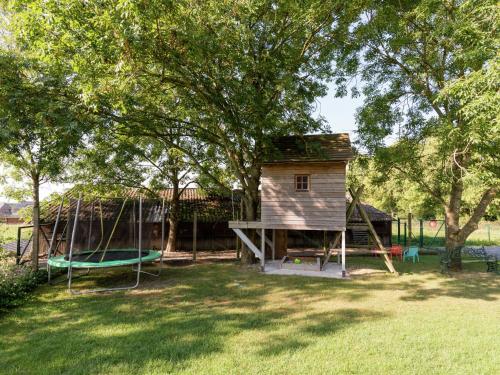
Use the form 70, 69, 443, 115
3, 0, 358, 219
0, 52, 90, 268
335, 0, 499, 268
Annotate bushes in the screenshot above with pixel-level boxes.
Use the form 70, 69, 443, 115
0, 249, 47, 311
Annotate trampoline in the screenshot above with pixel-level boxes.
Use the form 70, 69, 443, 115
46, 196, 167, 294
48, 249, 161, 269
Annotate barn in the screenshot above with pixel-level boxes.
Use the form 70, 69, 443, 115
38, 188, 392, 258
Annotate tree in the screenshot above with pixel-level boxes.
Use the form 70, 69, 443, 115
347, 153, 441, 219
348, 149, 500, 221
0, 53, 89, 269
5, 0, 357, 262
335, 0, 499, 270
73, 128, 195, 253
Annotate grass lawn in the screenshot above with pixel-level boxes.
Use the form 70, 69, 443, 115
0, 256, 498, 375
0, 224, 20, 246
0, 223, 32, 247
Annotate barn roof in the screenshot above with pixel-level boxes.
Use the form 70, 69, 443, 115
349, 201, 393, 222
0, 203, 12, 215
264, 133, 353, 164
123, 188, 219, 201
41, 188, 240, 224
0, 201, 32, 218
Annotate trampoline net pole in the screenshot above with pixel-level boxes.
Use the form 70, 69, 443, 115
48, 196, 65, 261
136, 197, 142, 285
68, 195, 82, 291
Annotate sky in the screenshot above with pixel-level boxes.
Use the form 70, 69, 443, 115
0, 82, 362, 202
316, 83, 362, 136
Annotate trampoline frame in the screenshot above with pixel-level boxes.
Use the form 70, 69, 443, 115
47, 195, 167, 294
47, 249, 162, 268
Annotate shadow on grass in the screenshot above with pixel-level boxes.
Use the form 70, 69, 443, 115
399, 273, 499, 302
1, 260, 498, 374
0, 264, 388, 374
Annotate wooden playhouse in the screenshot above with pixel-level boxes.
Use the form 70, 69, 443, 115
229, 133, 396, 277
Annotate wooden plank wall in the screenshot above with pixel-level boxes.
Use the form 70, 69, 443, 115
261, 162, 347, 230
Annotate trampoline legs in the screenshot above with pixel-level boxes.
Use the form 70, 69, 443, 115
67, 263, 142, 295
48, 266, 90, 286
133, 268, 160, 277
132, 261, 162, 277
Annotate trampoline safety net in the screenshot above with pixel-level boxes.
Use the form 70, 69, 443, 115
60, 198, 165, 264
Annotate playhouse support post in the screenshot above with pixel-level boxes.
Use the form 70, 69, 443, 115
236, 236, 241, 260
341, 230, 346, 277
353, 187, 397, 274
261, 228, 265, 270
272, 229, 275, 260
274, 229, 288, 259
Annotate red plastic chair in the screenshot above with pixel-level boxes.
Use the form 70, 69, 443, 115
390, 245, 403, 261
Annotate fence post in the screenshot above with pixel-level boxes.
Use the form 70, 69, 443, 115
403, 223, 407, 247
419, 219, 424, 248
397, 218, 401, 244
16, 226, 21, 265
407, 213, 412, 245
192, 211, 197, 262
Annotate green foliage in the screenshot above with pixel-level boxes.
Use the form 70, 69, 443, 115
337, 0, 499, 248
0, 53, 89, 186
0, 224, 17, 246
0, 250, 47, 311
348, 154, 499, 220
71, 124, 196, 196
3, 0, 358, 216
0, 46, 93, 267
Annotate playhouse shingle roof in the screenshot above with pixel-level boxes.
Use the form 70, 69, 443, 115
264, 133, 353, 164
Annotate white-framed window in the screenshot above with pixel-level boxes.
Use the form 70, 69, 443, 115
295, 175, 310, 192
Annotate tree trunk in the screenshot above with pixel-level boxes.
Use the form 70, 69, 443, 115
166, 179, 180, 253
31, 174, 40, 271
444, 237, 463, 271
166, 216, 178, 253
442, 186, 497, 272
240, 183, 260, 264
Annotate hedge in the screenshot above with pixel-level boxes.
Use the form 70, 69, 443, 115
0, 250, 47, 311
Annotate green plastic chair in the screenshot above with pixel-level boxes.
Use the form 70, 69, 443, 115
403, 246, 420, 263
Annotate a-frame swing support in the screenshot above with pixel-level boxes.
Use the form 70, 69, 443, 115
323, 186, 398, 274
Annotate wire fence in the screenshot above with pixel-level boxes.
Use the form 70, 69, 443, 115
391, 219, 499, 249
